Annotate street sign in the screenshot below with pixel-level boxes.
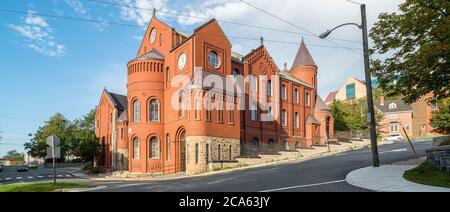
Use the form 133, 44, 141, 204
46, 135, 60, 184
46, 136, 61, 159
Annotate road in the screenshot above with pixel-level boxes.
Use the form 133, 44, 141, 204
84, 139, 432, 192
0, 165, 78, 184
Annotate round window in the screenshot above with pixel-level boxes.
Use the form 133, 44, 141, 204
149, 28, 157, 44
208, 51, 221, 69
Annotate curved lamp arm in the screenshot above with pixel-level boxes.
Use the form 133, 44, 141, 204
319, 22, 362, 39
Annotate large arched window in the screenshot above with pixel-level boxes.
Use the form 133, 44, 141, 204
149, 137, 159, 159
133, 99, 140, 123
133, 137, 140, 160
149, 99, 160, 122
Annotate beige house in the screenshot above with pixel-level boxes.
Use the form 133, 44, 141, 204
325, 77, 368, 104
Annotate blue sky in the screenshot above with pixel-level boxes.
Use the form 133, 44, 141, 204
0, 0, 401, 156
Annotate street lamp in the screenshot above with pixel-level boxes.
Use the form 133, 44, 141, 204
319, 4, 380, 167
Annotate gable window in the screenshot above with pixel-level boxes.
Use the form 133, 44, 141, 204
208, 51, 221, 69
282, 109, 287, 126
149, 99, 160, 122
149, 137, 159, 159
133, 99, 140, 123
346, 83, 356, 100
305, 93, 310, 106
389, 103, 397, 109
133, 137, 140, 160
267, 80, 272, 97
251, 102, 257, 121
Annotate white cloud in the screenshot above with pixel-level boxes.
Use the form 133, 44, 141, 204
9, 11, 67, 57
119, 0, 173, 26
65, 0, 87, 14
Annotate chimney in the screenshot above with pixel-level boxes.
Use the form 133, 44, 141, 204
380, 96, 385, 106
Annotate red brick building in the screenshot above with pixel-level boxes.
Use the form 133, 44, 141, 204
95, 14, 334, 175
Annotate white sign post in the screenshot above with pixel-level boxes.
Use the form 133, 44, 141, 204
46, 135, 60, 184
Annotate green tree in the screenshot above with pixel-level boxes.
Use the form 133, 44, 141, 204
24, 113, 72, 159
370, 0, 450, 104
330, 100, 349, 131
431, 97, 450, 133
5, 150, 24, 161
72, 108, 99, 163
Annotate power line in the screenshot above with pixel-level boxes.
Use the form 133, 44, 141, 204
239, 0, 363, 56
0, 114, 42, 123
0, 8, 361, 50
83, 0, 362, 44
344, 0, 363, 5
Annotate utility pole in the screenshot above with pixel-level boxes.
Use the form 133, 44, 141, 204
361, 4, 380, 167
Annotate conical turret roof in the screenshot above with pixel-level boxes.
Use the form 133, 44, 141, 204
291, 39, 317, 69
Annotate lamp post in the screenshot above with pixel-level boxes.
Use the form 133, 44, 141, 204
319, 4, 380, 167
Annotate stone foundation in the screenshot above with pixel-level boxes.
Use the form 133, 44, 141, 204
115, 148, 129, 171
185, 136, 240, 175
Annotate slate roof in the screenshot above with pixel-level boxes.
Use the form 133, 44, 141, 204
324, 91, 338, 103
315, 96, 330, 112
118, 110, 128, 122
279, 70, 314, 88
131, 48, 165, 62
291, 39, 317, 69
106, 90, 128, 112
374, 99, 412, 113
306, 115, 320, 125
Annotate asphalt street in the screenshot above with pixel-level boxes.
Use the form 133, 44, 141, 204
84, 139, 433, 192
0, 165, 77, 184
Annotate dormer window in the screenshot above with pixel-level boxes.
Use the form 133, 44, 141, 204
389, 103, 397, 109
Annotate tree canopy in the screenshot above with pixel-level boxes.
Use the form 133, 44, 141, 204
4, 150, 24, 161
431, 97, 450, 134
24, 108, 99, 163
370, 0, 450, 104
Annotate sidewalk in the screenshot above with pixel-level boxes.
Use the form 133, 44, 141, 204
346, 158, 450, 192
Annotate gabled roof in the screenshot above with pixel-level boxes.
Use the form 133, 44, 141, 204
306, 115, 320, 125
315, 96, 330, 112
105, 90, 128, 112
374, 99, 412, 113
291, 39, 317, 69
325, 91, 338, 103
118, 110, 128, 122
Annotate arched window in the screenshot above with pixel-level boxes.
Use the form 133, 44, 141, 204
232, 68, 240, 77
149, 99, 160, 122
166, 134, 170, 161
282, 109, 287, 126
195, 143, 199, 164
294, 112, 299, 128
133, 99, 140, 123
149, 137, 159, 159
281, 84, 286, 100
195, 100, 201, 120
250, 102, 257, 121
249, 74, 257, 92
294, 89, 299, 103
166, 67, 170, 87
133, 137, 140, 159
217, 144, 221, 161
267, 80, 272, 96
305, 92, 310, 106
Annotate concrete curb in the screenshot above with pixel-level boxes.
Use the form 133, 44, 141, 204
346, 165, 450, 192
